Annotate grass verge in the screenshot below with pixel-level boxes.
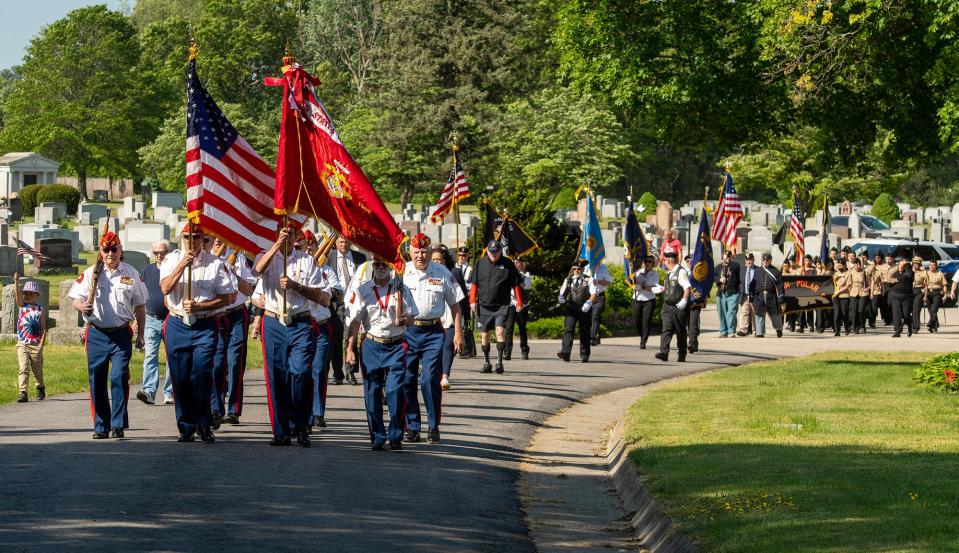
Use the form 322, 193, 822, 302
625, 351, 959, 553
0, 338, 264, 405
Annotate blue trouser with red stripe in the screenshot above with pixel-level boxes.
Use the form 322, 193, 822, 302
311, 319, 331, 419
403, 323, 444, 432
261, 314, 314, 439
361, 338, 406, 445
210, 315, 229, 416
164, 315, 217, 435
85, 325, 132, 433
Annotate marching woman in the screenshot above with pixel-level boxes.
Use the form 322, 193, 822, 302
159, 225, 233, 443
926, 260, 946, 332
69, 231, 148, 439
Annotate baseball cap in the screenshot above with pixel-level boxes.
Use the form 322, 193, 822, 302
22, 281, 39, 294
486, 240, 502, 253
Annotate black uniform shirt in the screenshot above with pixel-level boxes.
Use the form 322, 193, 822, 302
475, 255, 520, 307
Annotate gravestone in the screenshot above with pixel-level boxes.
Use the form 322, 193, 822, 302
600, 228, 619, 250
902, 212, 917, 224
830, 225, 851, 240
153, 206, 174, 222
78, 212, 92, 225
423, 224, 441, 246
930, 218, 946, 242
441, 223, 468, 248
400, 220, 421, 236
35, 205, 58, 225
92, 190, 109, 202
0, 246, 24, 276
655, 201, 674, 232
121, 222, 168, 254
840, 201, 852, 215
39, 202, 67, 221
98, 217, 121, 234
152, 191, 183, 210
121, 250, 151, 273
748, 226, 773, 253
58, 280, 83, 330
0, 222, 6, 246
30, 228, 81, 262
8, 198, 22, 221
2, 280, 51, 334
75, 225, 98, 251
848, 213, 861, 239
79, 202, 109, 222
735, 227, 752, 250
750, 210, 770, 226
36, 238, 75, 274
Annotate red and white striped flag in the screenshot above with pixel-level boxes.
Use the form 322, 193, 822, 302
185, 56, 286, 254
789, 189, 805, 259
711, 171, 743, 250
429, 153, 470, 223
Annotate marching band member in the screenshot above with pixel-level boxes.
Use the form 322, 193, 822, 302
346, 257, 416, 451
402, 233, 464, 444
305, 231, 341, 430
211, 238, 256, 426
253, 226, 330, 447
159, 224, 233, 443
69, 231, 147, 439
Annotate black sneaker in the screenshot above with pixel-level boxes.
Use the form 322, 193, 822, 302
371, 442, 385, 451
36, 386, 45, 401
503, 354, 512, 361
480, 363, 493, 373
347, 372, 358, 385
389, 440, 403, 451
654, 352, 668, 362
404, 430, 421, 443
110, 428, 124, 439
16, 391, 27, 403
776, 329, 783, 338
427, 428, 441, 443
92, 431, 109, 439
580, 356, 589, 363
199, 427, 215, 444
222, 414, 240, 425
211, 412, 223, 430
557, 352, 570, 362
312, 416, 327, 428
495, 363, 504, 374
136, 390, 153, 405
269, 436, 292, 446
296, 429, 311, 448
177, 432, 196, 443
521, 351, 529, 360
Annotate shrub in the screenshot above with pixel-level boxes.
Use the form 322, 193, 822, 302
19, 184, 43, 216
36, 184, 81, 215
913, 353, 959, 392
871, 193, 900, 224
528, 274, 564, 319
527, 315, 610, 339
637, 191, 658, 217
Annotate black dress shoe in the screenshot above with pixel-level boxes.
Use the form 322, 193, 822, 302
389, 440, 403, 451
296, 429, 311, 448
688, 346, 697, 354
640, 342, 646, 350
580, 356, 589, 363
654, 352, 668, 362
521, 351, 529, 360
332, 378, 344, 385
198, 427, 215, 443
677, 355, 687, 362
495, 363, 504, 374
371, 442, 385, 451
92, 431, 109, 439
16, 391, 27, 403
211, 412, 222, 430
777, 329, 783, 337
891, 333, 901, 337
312, 416, 327, 428
269, 436, 292, 446
427, 428, 441, 443
480, 363, 493, 373
177, 432, 195, 442
736, 331, 747, 337
503, 354, 511, 361
110, 428, 124, 439
404, 430, 421, 443
557, 352, 570, 362
347, 372, 358, 385
222, 414, 240, 425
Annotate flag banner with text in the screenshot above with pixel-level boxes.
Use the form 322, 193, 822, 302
782, 274, 834, 313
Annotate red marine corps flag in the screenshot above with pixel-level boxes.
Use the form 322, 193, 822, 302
265, 55, 405, 270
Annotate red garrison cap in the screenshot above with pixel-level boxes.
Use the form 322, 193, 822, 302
303, 230, 316, 243
410, 232, 431, 249
100, 231, 121, 248
181, 223, 204, 235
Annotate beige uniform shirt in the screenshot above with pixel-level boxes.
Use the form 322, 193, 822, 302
913, 269, 928, 291
849, 270, 867, 297
833, 270, 851, 298
927, 271, 947, 292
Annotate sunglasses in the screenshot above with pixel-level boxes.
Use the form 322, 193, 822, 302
102, 247, 119, 254
152, 251, 168, 256
372, 262, 388, 268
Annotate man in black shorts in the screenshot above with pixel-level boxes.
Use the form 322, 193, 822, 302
470, 240, 522, 374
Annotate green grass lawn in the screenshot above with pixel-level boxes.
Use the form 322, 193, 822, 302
625, 351, 959, 553
0, 338, 264, 405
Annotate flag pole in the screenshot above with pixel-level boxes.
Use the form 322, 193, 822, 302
282, 214, 288, 319
451, 134, 461, 248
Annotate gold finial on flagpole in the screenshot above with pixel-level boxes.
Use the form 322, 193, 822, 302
188, 38, 198, 61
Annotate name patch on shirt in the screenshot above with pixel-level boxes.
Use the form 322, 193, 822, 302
120, 276, 134, 286
427, 278, 443, 286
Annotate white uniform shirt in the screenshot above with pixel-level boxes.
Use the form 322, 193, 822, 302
403, 262, 464, 321
333, 250, 361, 290
69, 261, 148, 328
633, 268, 660, 301
510, 271, 532, 307
352, 279, 417, 339
344, 261, 373, 326
160, 250, 234, 315
310, 264, 340, 322
665, 265, 692, 290
952, 271, 959, 284
222, 252, 255, 311
254, 249, 324, 316
586, 263, 612, 293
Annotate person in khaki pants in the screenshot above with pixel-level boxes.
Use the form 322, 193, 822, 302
14, 274, 46, 403
736, 253, 756, 336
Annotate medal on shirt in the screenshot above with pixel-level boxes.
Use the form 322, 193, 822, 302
374, 283, 392, 317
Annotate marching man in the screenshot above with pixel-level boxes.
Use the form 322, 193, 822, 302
211, 238, 256, 426
402, 233, 464, 444
160, 224, 234, 443
346, 257, 416, 451
70, 231, 148, 439
253, 226, 330, 447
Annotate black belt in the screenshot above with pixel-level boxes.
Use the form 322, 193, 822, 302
264, 310, 311, 322
222, 304, 247, 317
90, 322, 130, 332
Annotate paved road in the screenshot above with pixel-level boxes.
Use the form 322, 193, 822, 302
0, 308, 952, 552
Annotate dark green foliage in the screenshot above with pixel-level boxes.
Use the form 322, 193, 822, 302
36, 185, 81, 215
871, 193, 900, 224
18, 184, 43, 216
636, 192, 657, 220
913, 352, 959, 392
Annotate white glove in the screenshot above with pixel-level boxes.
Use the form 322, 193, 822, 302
651, 285, 664, 294
582, 301, 592, 313
558, 295, 566, 304
676, 298, 688, 310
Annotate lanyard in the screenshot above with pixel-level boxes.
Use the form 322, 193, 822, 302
373, 283, 392, 312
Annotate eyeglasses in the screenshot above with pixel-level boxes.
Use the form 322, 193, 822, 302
152, 251, 167, 256
102, 247, 118, 254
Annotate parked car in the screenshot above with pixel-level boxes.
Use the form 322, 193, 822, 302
830, 215, 891, 233
848, 239, 959, 280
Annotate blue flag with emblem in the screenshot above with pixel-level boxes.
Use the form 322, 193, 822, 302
689, 208, 715, 307
623, 198, 648, 289
578, 192, 605, 272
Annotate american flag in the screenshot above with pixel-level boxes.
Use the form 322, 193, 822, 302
429, 152, 470, 223
711, 171, 743, 250
186, 57, 284, 255
789, 189, 805, 259
15, 238, 50, 262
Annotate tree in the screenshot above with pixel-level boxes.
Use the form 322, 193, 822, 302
0, 6, 167, 199
871, 193, 900, 224
636, 192, 657, 218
